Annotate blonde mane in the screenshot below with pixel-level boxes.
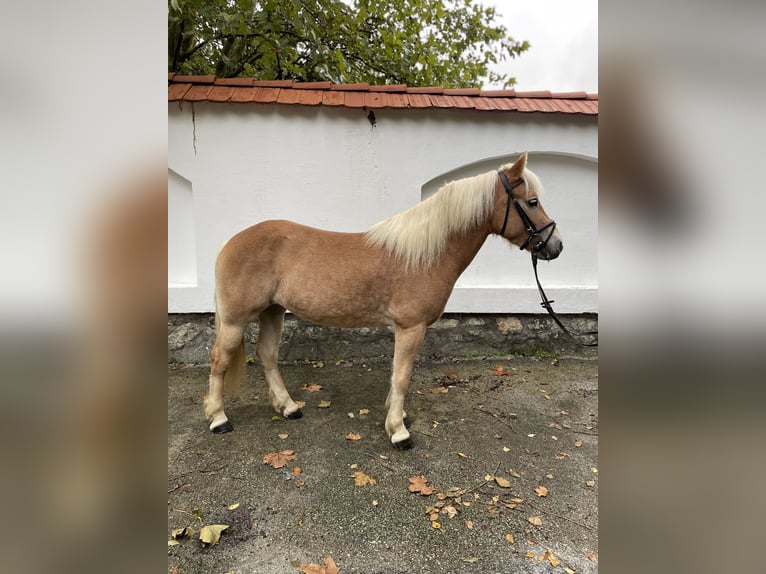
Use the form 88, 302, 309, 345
364, 169, 500, 270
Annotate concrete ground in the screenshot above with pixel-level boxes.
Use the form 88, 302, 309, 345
168, 355, 598, 574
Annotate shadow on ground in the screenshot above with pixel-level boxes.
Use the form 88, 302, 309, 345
168, 356, 598, 573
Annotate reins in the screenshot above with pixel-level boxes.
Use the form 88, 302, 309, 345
531, 253, 598, 346
498, 170, 598, 347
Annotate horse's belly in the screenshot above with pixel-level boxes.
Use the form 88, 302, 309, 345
273, 276, 391, 328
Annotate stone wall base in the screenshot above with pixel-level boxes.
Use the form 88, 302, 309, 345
168, 313, 598, 365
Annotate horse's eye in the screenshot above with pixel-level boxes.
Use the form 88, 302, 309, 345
527, 198, 539, 207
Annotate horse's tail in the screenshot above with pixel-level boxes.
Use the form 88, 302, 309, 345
213, 241, 246, 394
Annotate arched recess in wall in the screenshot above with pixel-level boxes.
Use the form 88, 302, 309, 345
168, 168, 198, 286
420, 152, 598, 313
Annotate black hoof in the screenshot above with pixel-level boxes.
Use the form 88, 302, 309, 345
404, 416, 412, 429
286, 409, 303, 420
392, 436, 414, 450
212, 421, 233, 434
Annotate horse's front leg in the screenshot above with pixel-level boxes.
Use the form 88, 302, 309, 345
385, 323, 426, 450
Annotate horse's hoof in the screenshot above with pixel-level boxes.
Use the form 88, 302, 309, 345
286, 409, 303, 420
211, 421, 233, 434
392, 436, 414, 450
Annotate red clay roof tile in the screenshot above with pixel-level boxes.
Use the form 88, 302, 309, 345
253, 80, 293, 88
297, 90, 323, 105
386, 92, 409, 107
168, 83, 191, 101
330, 83, 370, 91
214, 77, 255, 86
369, 84, 407, 92
182, 75, 216, 84
252, 87, 280, 103
480, 89, 516, 98
407, 86, 444, 94
364, 92, 389, 108
293, 81, 332, 90
407, 93, 432, 108
230, 87, 258, 103
444, 88, 480, 96
167, 76, 597, 115
321, 91, 346, 106
185, 84, 214, 101
207, 86, 236, 102
343, 91, 367, 107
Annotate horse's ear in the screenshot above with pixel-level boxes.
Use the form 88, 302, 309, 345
508, 152, 528, 177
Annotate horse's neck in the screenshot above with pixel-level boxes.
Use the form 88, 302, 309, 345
433, 222, 491, 281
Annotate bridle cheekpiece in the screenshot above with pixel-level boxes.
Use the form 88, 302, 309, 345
497, 170, 557, 254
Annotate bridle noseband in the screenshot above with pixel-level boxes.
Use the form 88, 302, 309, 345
497, 170, 557, 254
497, 170, 597, 346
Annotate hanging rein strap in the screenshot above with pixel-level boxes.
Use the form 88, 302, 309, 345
497, 170, 598, 347
531, 253, 598, 346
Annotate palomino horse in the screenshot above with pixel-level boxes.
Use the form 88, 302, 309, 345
205, 152, 563, 449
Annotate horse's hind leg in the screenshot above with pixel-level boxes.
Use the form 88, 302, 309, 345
205, 321, 246, 433
385, 323, 427, 450
258, 305, 302, 419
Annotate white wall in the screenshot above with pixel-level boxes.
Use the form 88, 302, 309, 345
168, 102, 597, 313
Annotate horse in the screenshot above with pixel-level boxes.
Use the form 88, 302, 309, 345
204, 152, 563, 449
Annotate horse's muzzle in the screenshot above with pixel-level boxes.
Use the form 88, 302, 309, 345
534, 236, 563, 261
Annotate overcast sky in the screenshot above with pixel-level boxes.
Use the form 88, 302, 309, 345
483, 0, 598, 93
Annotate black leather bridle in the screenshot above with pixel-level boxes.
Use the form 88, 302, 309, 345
497, 170, 597, 346
497, 171, 557, 254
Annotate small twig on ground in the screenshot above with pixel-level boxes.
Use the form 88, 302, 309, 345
464, 462, 501, 495
168, 482, 191, 494
523, 500, 594, 531
572, 429, 599, 436
199, 464, 227, 474
474, 406, 517, 433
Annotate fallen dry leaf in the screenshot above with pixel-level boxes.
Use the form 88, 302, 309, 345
457, 452, 469, 459
350, 471, 377, 487
431, 386, 449, 394
168, 540, 180, 546
199, 524, 229, 547
584, 550, 598, 562
555, 452, 570, 460
278, 433, 289, 440
358, 408, 369, 415
585, 479, 596, 487
525, 551, 535, 558
494, 476, 511, 488
263, 450, 298, 469
302, 383, 323, 392
543, 550, 561, 567
528, 516, 543, 526
170, 526, 195, 539
442, 505, 458, 518
408, 476, 437, 495
318, 400, 332, 408
292, 466, 303, 476
465, 520, 473, 529
443, 369, 459, 379
431, 520, 441, 529
534, 485, 549, 497
493, 365, 515, 376
295, 480, 305, 488
299, 554, 340, 574
295, 401, 306, 409
226, 503, 240, 511
575, 440, 583, 447
504, 533, 515, 543
345, 433, 362, 441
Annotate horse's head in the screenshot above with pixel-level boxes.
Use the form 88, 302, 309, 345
493, 153, 563, 261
